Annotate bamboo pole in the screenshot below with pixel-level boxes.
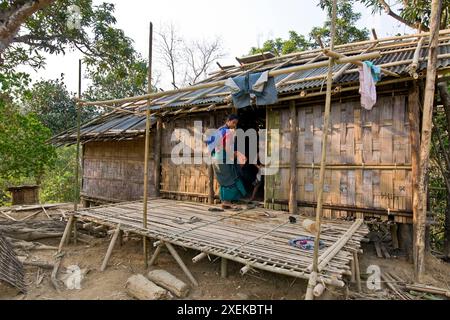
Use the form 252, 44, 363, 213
208, 113, 215, 204
74, 59, 82, 212
409, 36, 425, 79
221, 257, 228, 278
142, 21, 153, 268
165, 242, 199, 286
305, 0, 337, 301
288, 100, 298, 214
79, 52, 380, 107
323, 49, 399, 78
154, 117, 162, 197
58, 215, 74, 253
415, 0, 442, 283
100, 223, 121, 271
239, 29, 450, 68
149, 243, 163, 266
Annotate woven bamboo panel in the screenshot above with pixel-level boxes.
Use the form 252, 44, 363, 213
82, 139, 155, 201
160, 112, 226, 202
266, 95, 412, 220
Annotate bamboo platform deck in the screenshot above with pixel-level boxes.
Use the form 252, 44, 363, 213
69, 199, 369, 287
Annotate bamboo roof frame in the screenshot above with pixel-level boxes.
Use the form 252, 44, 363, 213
70, 29, 450, 122
57, 22, 450, 296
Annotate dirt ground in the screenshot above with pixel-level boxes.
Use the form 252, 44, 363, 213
1, 208, 450, 300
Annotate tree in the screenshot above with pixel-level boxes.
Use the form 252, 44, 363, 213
157, 23, 225, 88
249, 31, 312, 55
311, 0, 369, 46
0, 97, 56, 184
355, 0, 450, 31
156, 23, 182, 89
23, 77, 98, 135
0, 0, 55, 56
183, 37, 225, 85
248, 1, 369, 55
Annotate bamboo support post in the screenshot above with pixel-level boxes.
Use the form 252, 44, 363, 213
208, 114, 215, 204
415, 0, 442, 283
288, 100, 298, 214
305, 0, 337, 301
165, 242, 198, 286
72, 217, 77, 245
73, 59, 82, 212
154, 117, 162, 197
149, 243, 163, 266
142, 21, 153, 269
221, 257, 228, 278
58, 215, 74, 253
353, 251, 362, 292
100, 224, 121, 271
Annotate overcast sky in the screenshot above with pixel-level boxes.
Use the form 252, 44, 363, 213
21, 0, 413, 93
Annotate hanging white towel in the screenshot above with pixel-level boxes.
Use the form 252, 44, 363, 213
358, 62, 377, 110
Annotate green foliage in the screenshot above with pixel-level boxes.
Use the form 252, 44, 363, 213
250, 31, 312, 55
2, 0, 149, 101
40, 146, 77, 203
249, 0, 369, 55
0, 98, 56, 183
23, 77, 98, 135
311, 0, 369, 46
353, 0, 450, 30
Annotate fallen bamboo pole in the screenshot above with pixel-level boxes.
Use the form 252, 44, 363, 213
405, 283, 450, 297
305, 0, 337, 301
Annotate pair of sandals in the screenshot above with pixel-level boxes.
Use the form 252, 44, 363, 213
172, 216, 202, 225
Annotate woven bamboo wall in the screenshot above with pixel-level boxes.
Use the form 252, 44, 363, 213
265, 94, 413, 223
82, 139, 155, 202
160, 112, 227, 202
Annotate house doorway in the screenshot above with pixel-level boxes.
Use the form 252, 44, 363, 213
236, 106, 266, 202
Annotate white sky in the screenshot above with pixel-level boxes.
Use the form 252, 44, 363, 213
22, 0, 413, 93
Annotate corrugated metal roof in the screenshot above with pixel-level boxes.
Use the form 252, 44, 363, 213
52, 36, 450, 144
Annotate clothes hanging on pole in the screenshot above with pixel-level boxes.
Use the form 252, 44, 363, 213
358, 61, 381, 110
225, 71, 278, 108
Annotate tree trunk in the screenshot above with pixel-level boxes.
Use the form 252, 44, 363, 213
415, 0, 442, 283
0, 0, 55, 55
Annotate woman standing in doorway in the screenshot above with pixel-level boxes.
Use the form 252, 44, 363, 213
207, 114, 247, 210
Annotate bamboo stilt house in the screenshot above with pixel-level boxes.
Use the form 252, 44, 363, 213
52, 31, 450, 225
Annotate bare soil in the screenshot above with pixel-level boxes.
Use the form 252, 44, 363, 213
1, 208, 449, 300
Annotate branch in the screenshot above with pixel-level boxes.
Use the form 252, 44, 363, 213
377, 0, 429, 31
0, 0, 56, 53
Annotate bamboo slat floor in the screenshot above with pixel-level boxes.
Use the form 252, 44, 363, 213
71, 199, 369, 287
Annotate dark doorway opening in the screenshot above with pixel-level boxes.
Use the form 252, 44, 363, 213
237, 106, 266, 202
